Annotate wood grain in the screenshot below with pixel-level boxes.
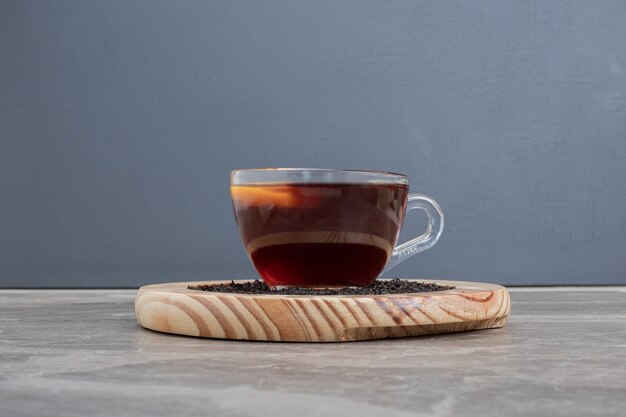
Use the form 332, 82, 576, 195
135, 280, 510, 342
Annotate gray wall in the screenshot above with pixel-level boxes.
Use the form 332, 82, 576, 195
2, 0, 626, 288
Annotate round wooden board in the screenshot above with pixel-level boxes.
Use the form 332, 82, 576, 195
135, 280, 510, 342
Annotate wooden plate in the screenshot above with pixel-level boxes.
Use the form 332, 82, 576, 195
135, 280, 510, 342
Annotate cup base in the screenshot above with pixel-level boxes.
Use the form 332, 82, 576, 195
271, 285, 364, 290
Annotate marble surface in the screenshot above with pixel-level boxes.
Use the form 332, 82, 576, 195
1, 287, 625, 417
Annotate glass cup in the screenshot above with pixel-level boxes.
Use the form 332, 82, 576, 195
230, 168, 443, 287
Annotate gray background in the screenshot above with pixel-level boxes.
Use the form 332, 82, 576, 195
1, 0, 625, 288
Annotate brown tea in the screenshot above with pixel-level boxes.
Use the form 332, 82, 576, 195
231, 183, 409, 287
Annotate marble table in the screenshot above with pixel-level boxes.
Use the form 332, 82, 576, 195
1, 287, 625, 417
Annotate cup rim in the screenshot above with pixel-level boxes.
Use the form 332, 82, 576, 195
230, 168, 409, 185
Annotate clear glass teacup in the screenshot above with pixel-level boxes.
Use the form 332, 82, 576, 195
231, 168, 443, 288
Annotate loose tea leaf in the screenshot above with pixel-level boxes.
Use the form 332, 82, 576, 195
189, 278, 453, 296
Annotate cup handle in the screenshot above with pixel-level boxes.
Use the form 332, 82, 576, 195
381, 194, 444, 275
